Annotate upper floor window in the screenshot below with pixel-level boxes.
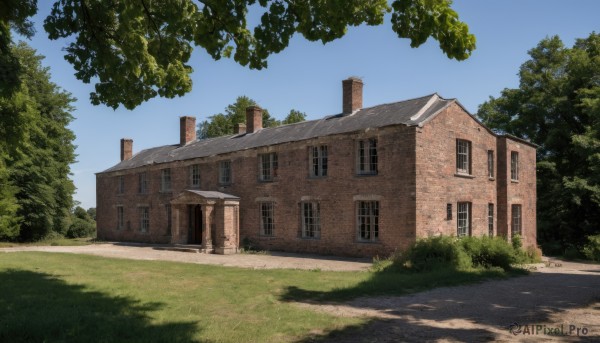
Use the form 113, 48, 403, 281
117, 206, 124, 230
139, 206, 149, 233
357, 139, 377, 175
260, 202, 274, 236
446, 203, 452, 220
487, 150, 494, 178
357, 201, 379, 241
138, 172, 148, 194
190, 164, 200, 189
488, 203, 494, 236
511, 204, 522, 236
456, 139, 471, 175
160, 169, 172, 192
259, 152, 278, 182
511, 151, 519, 181
301, 202, 321, 239
219, 160, 231, 185
310, 146, 328, 177
117, 175, 125, 194
457, 202, 471, 237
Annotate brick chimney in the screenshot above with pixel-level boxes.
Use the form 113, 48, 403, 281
180, 116, 196, 146
120, 138, 133, 161
342, 77, 363, 114
234, 123, 246, 134
246, 106, 263, 133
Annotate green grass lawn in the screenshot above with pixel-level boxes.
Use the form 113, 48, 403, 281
0, 252, 523, 342
0, 237, 93, 248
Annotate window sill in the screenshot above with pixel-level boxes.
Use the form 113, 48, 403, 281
355, 239, 381, 244
159, 191, 173, 194
454, 173, 475, 179
308, 176, 327, 180
355, 173, 378, 177
218, 183, 232, 187
488, 177, 495, 181
511, 180, 519, 183
298, 236, 321, 240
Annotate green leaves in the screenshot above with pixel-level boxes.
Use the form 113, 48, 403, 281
40, 0, 474, 109
477, 32, 600, 247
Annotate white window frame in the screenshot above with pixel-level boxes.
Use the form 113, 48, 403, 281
457, 202, 471, 237
310, 146, 328, 177
511, 204, 522, 236
487, 150, 494, 178
356, 139, 378, 175
259, 153, 278, 182
140, 207, 150, 233
219, 160, 232, 185
511, 151, 519, 181
488, 203, 494, 236
301, 202, 321, 239
117, 206, 124, 230
160, 168, 172, 192
138, 172, 148, 194
357, 201, 379, 241
190, 164, 200, 189
456, 139, 471, 175
260, 202, 274, 236
117, 175, 125, 194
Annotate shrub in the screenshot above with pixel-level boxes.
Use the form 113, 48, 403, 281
540, 240, 563, 256
582, 234, 600, 261
66, 218, 96, 238
397, 236, 472, 271
460, 236, 517, 270
511, 234, 523, 249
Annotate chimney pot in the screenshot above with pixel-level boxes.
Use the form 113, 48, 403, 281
246, 106, 263, 133
342, 77, 363, 114
180, 116, 196, 146
234, 123, 246, 134
120, 138, 133, 161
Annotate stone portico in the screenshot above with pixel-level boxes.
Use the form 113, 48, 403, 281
170, 190, 240, 254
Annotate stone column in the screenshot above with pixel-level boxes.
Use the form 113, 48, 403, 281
201, 204, 214, 252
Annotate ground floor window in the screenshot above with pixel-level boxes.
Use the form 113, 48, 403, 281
488, 203, 494, 236
511, 204, 522, 236
140, 207, 149, 233
260, 202, 274, 236
117, 206, 124, 230
301, 202, 320, 239
457, 202, 471, 237
357, 201, 379, 241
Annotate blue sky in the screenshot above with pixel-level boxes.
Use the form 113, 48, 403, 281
20, 1, 600, 209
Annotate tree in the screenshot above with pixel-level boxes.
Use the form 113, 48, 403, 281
282, 109, 307, 125
5, 1, 474, 109
477, 32, 600, 250
0, 42, 77, 241
197, 96, 280, 139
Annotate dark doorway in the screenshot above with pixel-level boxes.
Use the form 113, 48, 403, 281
188, 205, 202, 244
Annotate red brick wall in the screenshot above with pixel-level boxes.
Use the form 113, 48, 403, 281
97, 125, 417, 257
497, 137, 537, 247
415, 103, 499, 238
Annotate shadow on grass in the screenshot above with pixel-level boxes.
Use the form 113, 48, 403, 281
0, 270, 204, 342
281, 267, 526, 302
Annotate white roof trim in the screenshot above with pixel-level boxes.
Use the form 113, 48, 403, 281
410, 94, 439, 121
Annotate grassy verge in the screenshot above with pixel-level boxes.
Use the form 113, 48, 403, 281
0, 252, 524, 342
0, 237, 94, 248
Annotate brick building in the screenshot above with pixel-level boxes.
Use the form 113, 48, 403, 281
96, 78, 537, 257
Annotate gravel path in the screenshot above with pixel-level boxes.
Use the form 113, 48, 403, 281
0, 243, 371, 271
296, 259, 600, 342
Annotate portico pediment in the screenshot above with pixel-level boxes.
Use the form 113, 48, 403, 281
170, 190, 240, 205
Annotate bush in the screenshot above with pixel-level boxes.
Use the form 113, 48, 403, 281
563, 245, 583, 260
397, 236, 472, 271
540, 240, 563, 256
397, 235, 536, 272
582, 234, 600, 261
66, 218, 96, 238
511, 234, 523, 249
460, 236, 518, 270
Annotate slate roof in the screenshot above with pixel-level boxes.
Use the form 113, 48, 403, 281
183, 190, 240, 200
100, 93, 456, 174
